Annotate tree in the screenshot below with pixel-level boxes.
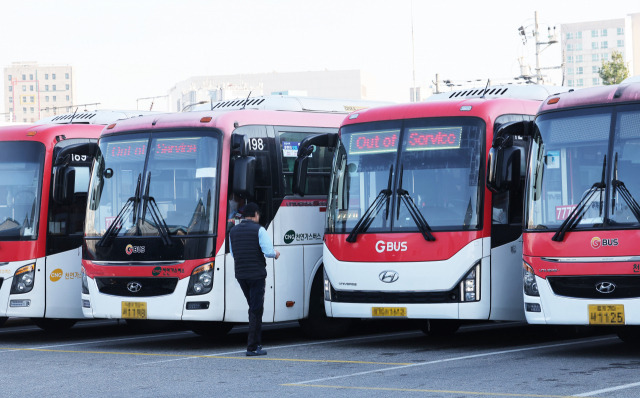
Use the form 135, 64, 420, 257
599, 51, 629, 85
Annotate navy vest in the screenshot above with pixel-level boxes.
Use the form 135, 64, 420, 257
230, 220, 267, 280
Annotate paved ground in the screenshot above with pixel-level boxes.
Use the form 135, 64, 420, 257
0, 319, 638, 397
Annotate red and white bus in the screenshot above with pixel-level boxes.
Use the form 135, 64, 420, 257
498, 77, 640, 342
81, 96, 383, 337
0, 110, 150, 331
294, 85, 564, 335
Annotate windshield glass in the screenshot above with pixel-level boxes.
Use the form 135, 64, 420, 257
327, 117, 485, 234
85, 131, 220, 238
0, 141, 45, 240
525, 104, 640, 230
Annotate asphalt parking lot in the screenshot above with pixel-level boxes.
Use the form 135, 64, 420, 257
0, 319, 638, 397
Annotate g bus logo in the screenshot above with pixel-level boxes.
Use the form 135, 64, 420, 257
125, 244, 146, 255
375, 240, 408, 253
284, 230, 295, 244
591, 237, 619, 249
49, 268, 63, 282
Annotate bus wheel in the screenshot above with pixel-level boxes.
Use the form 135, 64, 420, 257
299, 270, 352, 339
31, 318, 77, 332
190, 321, 233, 338
420, 320, 460, 337
0, 317, 7, 327
617, 326, 640, 345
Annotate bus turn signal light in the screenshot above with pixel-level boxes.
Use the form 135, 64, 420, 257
547, 97, 560, 105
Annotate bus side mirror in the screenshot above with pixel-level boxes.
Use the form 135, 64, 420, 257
52, 167, 76, 205
231, 134, 247, 157
292, 156, 310, 196
232, 156, 256, 198
487, 145, 521, 193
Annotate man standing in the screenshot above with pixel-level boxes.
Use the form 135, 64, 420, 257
229, 202, 280, 356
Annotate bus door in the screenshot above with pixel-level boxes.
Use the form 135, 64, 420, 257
224, 125, 276, 323
45, 140, 95, 318
270, 127, 334, 322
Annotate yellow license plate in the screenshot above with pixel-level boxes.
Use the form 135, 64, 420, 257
121, 301, 147, 319
372, 307, 407, 317
588, 304, 624, 325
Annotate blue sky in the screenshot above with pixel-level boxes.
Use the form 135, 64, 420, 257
2, 0, 638, 110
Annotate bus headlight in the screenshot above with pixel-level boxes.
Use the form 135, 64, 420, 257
323, 268, 332, 301
81, 266, 89, 295
523, 261, 539, 297
460, 263, 480, 302
187, 262, 214, 296
11, 263, 35, 294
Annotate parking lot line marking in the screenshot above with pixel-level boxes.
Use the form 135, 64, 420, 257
0, 347, 412, 365
575, 381, 640, 397
282, 384, 581, 398
137, 330, 423, 365
290, 336, 617, 385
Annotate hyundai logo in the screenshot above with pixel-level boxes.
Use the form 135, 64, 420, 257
127, 281, 143, 293
379, 270, 399, 283
595, 281, 616, 294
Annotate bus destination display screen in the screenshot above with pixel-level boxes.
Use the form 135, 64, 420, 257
348, 129, 400, 155
406, 127, 462, 151
105, 138, 201, 162
105, 140, 147, 162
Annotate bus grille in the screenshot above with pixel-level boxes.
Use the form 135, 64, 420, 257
95, 277, 179, 297
547, 276, 640, 299
330, 286, 459, 304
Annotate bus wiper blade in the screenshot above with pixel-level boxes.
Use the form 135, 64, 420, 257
395, 164, 435, 241
141, 172, 172, 246
552, 156, 606, 242
346, 165, 392, 243
97, 173, 142, 247
397, 188, 436, 241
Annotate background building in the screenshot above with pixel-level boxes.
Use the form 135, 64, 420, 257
561, 13, 640, 88
163, 70, 375, 112
3, 62, 73, 122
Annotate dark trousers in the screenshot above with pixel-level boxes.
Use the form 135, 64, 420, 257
237, 278, 265, 351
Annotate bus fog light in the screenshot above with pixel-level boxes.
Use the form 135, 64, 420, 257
459, 263, 480, 302
526, 303, 541, 312
187, 262, 214, 296
82, 299, 91, 308
11, 263, 35, 294
10, 299, 31, 307
81, 266, 89, 295
523, 262, 539, 297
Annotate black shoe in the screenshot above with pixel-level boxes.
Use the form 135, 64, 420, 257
246, 346, 267, 356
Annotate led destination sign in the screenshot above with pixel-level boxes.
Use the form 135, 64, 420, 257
106, 138, 200, 162
348, 129, 400, 155
406, 127, 462, 151
348, 127, 462, 155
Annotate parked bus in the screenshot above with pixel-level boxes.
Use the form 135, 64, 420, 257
81, 96, 384, 337
492, 78, 640, 343
0, 110, 151, 331
294, 85, 565, 335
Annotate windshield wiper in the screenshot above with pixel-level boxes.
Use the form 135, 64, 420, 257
611, 152, 640, 223
346, 165, 393, 243
140, 172, 172, 246
97, 173, 142, 247
396, 165, 435, 242
552, 155, 606, 242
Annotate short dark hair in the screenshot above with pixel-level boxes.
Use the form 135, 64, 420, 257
242, 202, 260, 217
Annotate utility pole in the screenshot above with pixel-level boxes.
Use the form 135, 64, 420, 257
519, 12, 559, 84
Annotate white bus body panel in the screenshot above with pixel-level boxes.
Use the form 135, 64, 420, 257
2, 258, 46, 318
44, 247, 84, 319
488, 237, 526, 321
324, 238, 491, 320
525, 276, 640, 325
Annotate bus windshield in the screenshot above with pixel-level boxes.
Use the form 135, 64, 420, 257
0, 141, 45, 240
327, 117, 485, 234
85, 130, 221, 239
526, 104, 640, 231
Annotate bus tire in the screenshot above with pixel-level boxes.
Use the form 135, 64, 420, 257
190, 321, 233, 338
31, 318, 77, 332
617, 326, 640, 345
420, 319, 460, 337
299, 269, 352, 339
0, 317, 7, 327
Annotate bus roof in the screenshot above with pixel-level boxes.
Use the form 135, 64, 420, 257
0, 122, 103, 145
37, 109, 160, 125
538, 78, 640, 113
427, 84, 566, 102
188, 95, 391, 114
102, 107, 359, 137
